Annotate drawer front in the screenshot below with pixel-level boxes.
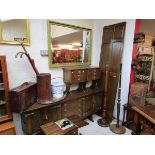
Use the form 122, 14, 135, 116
71, 70, 87, 83
87, 69, 101, 80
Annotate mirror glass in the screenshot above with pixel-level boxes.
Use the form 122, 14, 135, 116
0, 19, 30, 45
48, 21, 92, 67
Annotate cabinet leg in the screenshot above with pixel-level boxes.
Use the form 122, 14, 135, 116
88, 115, 94, 122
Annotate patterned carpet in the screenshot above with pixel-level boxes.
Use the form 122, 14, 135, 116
78, 114, 131, 135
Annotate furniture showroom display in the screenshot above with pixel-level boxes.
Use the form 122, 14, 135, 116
21, 66, 103, 135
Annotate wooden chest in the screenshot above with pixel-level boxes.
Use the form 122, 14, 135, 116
63, 67, 101, 84
9, 82, 37, 113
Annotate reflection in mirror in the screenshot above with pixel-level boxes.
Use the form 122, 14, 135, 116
48, 21, 92, 67
0, 19, 30, 45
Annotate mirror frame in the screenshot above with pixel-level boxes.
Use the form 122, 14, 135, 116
0, 19, 30, 45
47, 20, 92, 68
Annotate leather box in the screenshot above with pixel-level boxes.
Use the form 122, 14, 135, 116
9, 82, 37, 113
129, 82, 148, 106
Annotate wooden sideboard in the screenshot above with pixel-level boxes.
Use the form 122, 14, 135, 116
21, 88, 103, 135
131, 105, 155, 135
21, 66, 103, 135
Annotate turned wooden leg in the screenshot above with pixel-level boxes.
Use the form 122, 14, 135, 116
65, 83, 70, 95
132, 112, 140, 135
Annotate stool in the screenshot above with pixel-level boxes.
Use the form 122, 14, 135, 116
122, 104, 134, 127
40, 115, 88, 135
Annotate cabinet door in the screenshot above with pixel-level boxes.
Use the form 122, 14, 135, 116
93, 94, 102, 113
41, 105, 61, 124
82, 96, 93, 118
62, 100, 82, 118
21, 111, 42, 135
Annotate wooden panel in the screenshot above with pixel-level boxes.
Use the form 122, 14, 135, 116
102, 26, 114, 44
0, 121, 15, 135
40, 115, 88, 135
93, 94, 102, 113
21, 105, 61, 135
114, 23, 126, 41
99, 22, 126, 122
107, 72, 119, 121
0, 56, 12, 123
110, 42, 123, 73
99, 44, 112, 71
21, 111, 42, 135
87, 69, 101, 81
41, 105, 61, 124
62, 99, 82, 118
82, 96, 93, 118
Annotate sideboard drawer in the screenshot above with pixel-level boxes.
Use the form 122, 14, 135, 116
87, 69, 101, 80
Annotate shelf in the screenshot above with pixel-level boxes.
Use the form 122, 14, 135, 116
0, 100, 6, 105
0, 115, 12, 123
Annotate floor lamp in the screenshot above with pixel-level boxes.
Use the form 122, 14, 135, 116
110, 64, 126, 134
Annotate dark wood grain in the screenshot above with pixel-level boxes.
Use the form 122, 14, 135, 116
99, 22, 126, 123
0, 56, 12, 123
40, 115, 88, 135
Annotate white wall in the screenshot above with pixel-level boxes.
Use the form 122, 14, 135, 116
0, 19, 94, 89
92, 19, 136, 120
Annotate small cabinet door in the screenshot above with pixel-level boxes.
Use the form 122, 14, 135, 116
93, 94, 102, 113
41, 105, 61, 124
62, 99, 82, 118
82, 96, 93, 118
21, 110, 42, 135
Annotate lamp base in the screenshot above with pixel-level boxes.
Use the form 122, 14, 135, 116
97, 118, 110, 127
110, 124, 126, 134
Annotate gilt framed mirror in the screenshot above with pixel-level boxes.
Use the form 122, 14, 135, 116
0, 19, 30, 45
47, 20, 92, 68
